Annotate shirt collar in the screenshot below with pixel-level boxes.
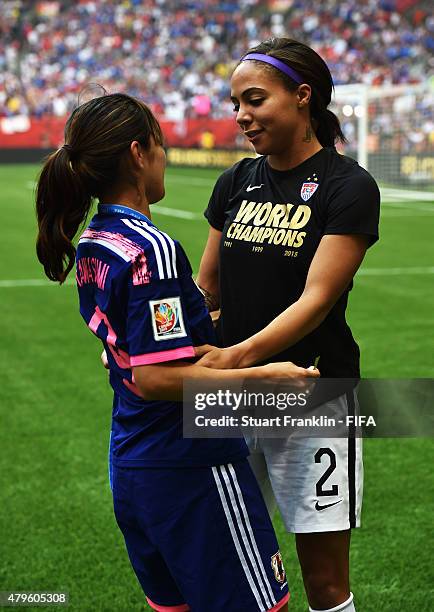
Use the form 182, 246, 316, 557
98, 204, 151, 223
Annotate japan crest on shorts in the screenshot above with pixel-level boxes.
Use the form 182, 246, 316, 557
271, 551, 286, 583
149, 297, 187, 341
300, 174, 319, 201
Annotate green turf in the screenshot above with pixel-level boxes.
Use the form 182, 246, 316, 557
1, 164, 433, 611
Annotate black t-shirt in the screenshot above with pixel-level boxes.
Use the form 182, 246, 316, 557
204, 147, 380, 377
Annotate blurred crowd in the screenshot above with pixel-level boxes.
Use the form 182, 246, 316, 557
1, 0, 433, 120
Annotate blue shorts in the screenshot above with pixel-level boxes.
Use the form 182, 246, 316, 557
112, 460, 289, 612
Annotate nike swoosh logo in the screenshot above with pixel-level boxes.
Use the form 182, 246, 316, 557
246, 184, 264, 192
315, 499, 343, 511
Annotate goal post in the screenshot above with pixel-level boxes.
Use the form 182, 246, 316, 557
331, 82, 434, 190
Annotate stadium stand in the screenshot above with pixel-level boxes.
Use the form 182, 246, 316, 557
1, 0, 433, 119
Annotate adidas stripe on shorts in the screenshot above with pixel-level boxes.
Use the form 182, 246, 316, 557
112, 460, 289, 611
246, 390, 363, 533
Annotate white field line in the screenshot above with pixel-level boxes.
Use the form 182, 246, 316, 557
151, 205, 202, 220
0, 278, 75, 287
2, 267, 434, 288
380, 210, 434, 217
381, 188, 434, 202
381, 200, 434, 212
165, 175, 215, 187
358, 267, 434, 276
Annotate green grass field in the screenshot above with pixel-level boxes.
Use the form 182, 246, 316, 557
1, 164, 433, 611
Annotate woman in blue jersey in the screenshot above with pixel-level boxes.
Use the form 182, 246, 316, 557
35, 93, 319, 612
197, 38, 380, 612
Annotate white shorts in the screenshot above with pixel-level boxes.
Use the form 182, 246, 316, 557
246, 390, 363, 533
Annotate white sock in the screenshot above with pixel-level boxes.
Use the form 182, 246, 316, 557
309, 592, 355, 612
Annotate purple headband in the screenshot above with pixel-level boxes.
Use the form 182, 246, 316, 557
241, 53, 304, 84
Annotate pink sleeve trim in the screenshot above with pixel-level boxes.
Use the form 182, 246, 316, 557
268, 592, 290, 611
145, 597, 190, 612
130, 346, 195, 366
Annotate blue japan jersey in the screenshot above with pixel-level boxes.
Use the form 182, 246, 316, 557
76, 204, 247, 467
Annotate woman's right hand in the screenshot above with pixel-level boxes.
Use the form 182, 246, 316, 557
263, 362, 320, 379
261, 362, 320, 394
196, 346, 238, 369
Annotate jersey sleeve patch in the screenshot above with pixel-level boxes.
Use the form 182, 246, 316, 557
149, 297, 187, 341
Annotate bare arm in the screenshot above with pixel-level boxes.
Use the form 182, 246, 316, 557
196, 226, 222, 311
133, 360, 319, 402
198, 234, 369, 369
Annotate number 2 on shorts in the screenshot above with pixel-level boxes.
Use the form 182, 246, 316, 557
314, 448, 339, 497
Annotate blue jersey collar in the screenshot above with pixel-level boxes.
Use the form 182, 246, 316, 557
98, 204, 151, 223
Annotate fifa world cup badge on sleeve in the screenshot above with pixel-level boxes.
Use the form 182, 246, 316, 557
149, 297, 187, 341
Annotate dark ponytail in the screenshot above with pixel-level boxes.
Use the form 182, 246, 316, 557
36, 93, 162, 283
240, 38, 346, 147
36, 146, 93, 282
315, 108, 345, 150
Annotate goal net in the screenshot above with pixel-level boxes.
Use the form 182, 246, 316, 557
331, 83, 434, 191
